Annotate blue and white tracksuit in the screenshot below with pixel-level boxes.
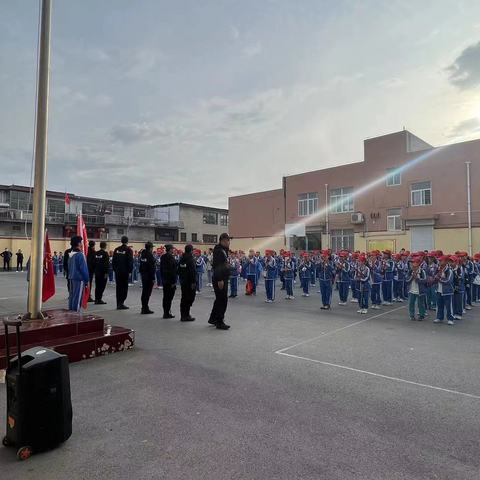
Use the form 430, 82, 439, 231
229, 259, 241, 297
195, 256, 206, 292
264, 257, 277, 301
245, 257, 260, 294
336, 261, 350, 303
299, 260, 312, 295
283, 259, 294, 297
357, 265, 371, 310
370, 261, 382, 307
382, 259, 395, 303
436, 267, 454, 321
318, 261, 335, 307
67, 249, 89, 312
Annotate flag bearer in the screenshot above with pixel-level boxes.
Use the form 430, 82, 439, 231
264, 249, 277, 303
67, 235, 90, 312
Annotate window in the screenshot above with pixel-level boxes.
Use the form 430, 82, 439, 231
180, 232, 187, 242
111, 205, 125, 216
191, 233, 198, 242
330, 187, 354, 213
220, 214, 229, 226
387, 208, 402, 231
9, 191, 32, 211
203, 211, 218, 225
386, 168, 401, 186
133, 208, 146, 218
11, 225, 21, 232
411, 181, 431, 206
82, 203, 99, 215
298, 193, 318, 217
117, 228, 125, 235
203, 234, 218, 244
47, 199, 65, 214
330, 229, 354, 252
155, 228, 177, 242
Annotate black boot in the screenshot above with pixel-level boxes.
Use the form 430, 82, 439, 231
163, 313, 175, 319
216, 322, 230, 330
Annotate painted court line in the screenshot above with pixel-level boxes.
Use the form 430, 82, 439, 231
276, 351, 480, 400
275, 305, 406, 354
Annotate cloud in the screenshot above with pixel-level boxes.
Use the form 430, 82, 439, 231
447, 41, 480, 89
123, 49, 166, 79
242, 42, 262, 57
378, 77, 405, 89
448, 117, 480, 138
110, 122, 173, 145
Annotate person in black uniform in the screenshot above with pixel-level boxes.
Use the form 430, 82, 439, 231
112, 236, 133, 310
1, 248, 12, 271
16, 249, 24, 272
208, 233, 231, 330
63, 245, 72, 292
139, 242, 156, 314
160, 244, 177, 319
178, 244, 197, 322
94, 241, 109, 305
87, 240, 96, 302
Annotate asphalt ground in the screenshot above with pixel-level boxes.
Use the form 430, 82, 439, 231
0, 271, 479, 479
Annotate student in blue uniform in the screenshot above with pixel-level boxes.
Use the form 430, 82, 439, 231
245, 249, 259, 295
335, 251, 350, 305
393, 254, 406, 302
282, 251, 295, 299
356, 255, 370, 314
194, 249, 206, 293
318, 250, 334, 309
381, 250, 395, 305
349, 254, 359, 303
67, 235, 90, 312
405, 257, 427, 321
264, 250, 277, 303
425, 252, 438, 310
298, 253, 312, 297
369, 253, 382, 310
434, 256, 455, 325
229, 252, 241, 298
452, 256, 465, 320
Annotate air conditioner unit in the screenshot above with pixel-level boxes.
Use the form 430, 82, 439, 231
351, 212, 364, 224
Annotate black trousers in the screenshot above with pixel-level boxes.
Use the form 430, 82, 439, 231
162, 283, 176, 315
3, 260, 10, 271
95, 273, 107, 301
141, 275, 154, 311
209, 279, 229, 324
16, 261, 23, 271
180, 285, 196, 319
115, 271, 129, 307
89, 270, 95, 297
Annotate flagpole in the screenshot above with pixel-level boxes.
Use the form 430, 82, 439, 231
27, 0, 52, 320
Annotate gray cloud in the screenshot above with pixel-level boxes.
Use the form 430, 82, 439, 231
447, 41, 480, 89
448, 117, 480, 138
110, 122, 171, 145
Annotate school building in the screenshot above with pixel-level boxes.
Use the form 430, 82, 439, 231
228, 129, 480, 254
0, 185, 228, 258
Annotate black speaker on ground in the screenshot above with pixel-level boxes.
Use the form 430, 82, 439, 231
2, 319, 72, 460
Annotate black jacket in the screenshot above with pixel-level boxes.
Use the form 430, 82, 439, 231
160, 252, 177, 285
87, 247, 96, 273
94, 249, 110, 275
178, 252, 196, 287
212, 244, 230, 281
63, 248, 72, 276
139, 249, 156, 281
112, 244, 133, 275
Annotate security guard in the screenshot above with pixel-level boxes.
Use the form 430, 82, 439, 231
112, 236, 133, 310
178, 244, 197, 321
94, 241, 109, 304
139, 242, 156, 314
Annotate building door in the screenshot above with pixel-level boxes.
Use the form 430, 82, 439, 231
410, 226, 433, 252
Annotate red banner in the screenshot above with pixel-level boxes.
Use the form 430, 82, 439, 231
42, 230, 55, 302
77, 214, 90, 309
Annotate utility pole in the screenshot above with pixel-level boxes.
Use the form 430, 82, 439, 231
27, 0, 52, 319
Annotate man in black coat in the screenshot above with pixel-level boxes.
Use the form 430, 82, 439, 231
139, 242, 156, 314
87, 240, 96, 302
178, 244, 197, 322
1, 248, 12, 271
63, 246, 72, 292
16, 249, 24, 272
160, 244, 177, 319
208, 233, 231, 330
112, 236, 133, 310
94, 241, 109, 305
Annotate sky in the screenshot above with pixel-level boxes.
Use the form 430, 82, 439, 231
1, 0, 480, 208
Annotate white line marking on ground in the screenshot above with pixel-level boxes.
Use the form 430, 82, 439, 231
275, 306, 406, 354
276, 351, 480, 400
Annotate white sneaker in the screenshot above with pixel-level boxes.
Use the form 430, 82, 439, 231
338, 302, 346, 306
433, 319, 442, 323
454, 315, 462, 320
447, 320, 455, 325
357, 309, 363, 313
305, 293, 310, 297
397, 298, 404, 302
361, 309, 368, 314
290, 296, 295, 300
351, 299, 358, 303
465, 306, 472, 310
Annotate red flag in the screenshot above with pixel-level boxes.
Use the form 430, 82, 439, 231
77, 214, 90, 309
65, 192, 71, 206
42, 230, 56, 302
